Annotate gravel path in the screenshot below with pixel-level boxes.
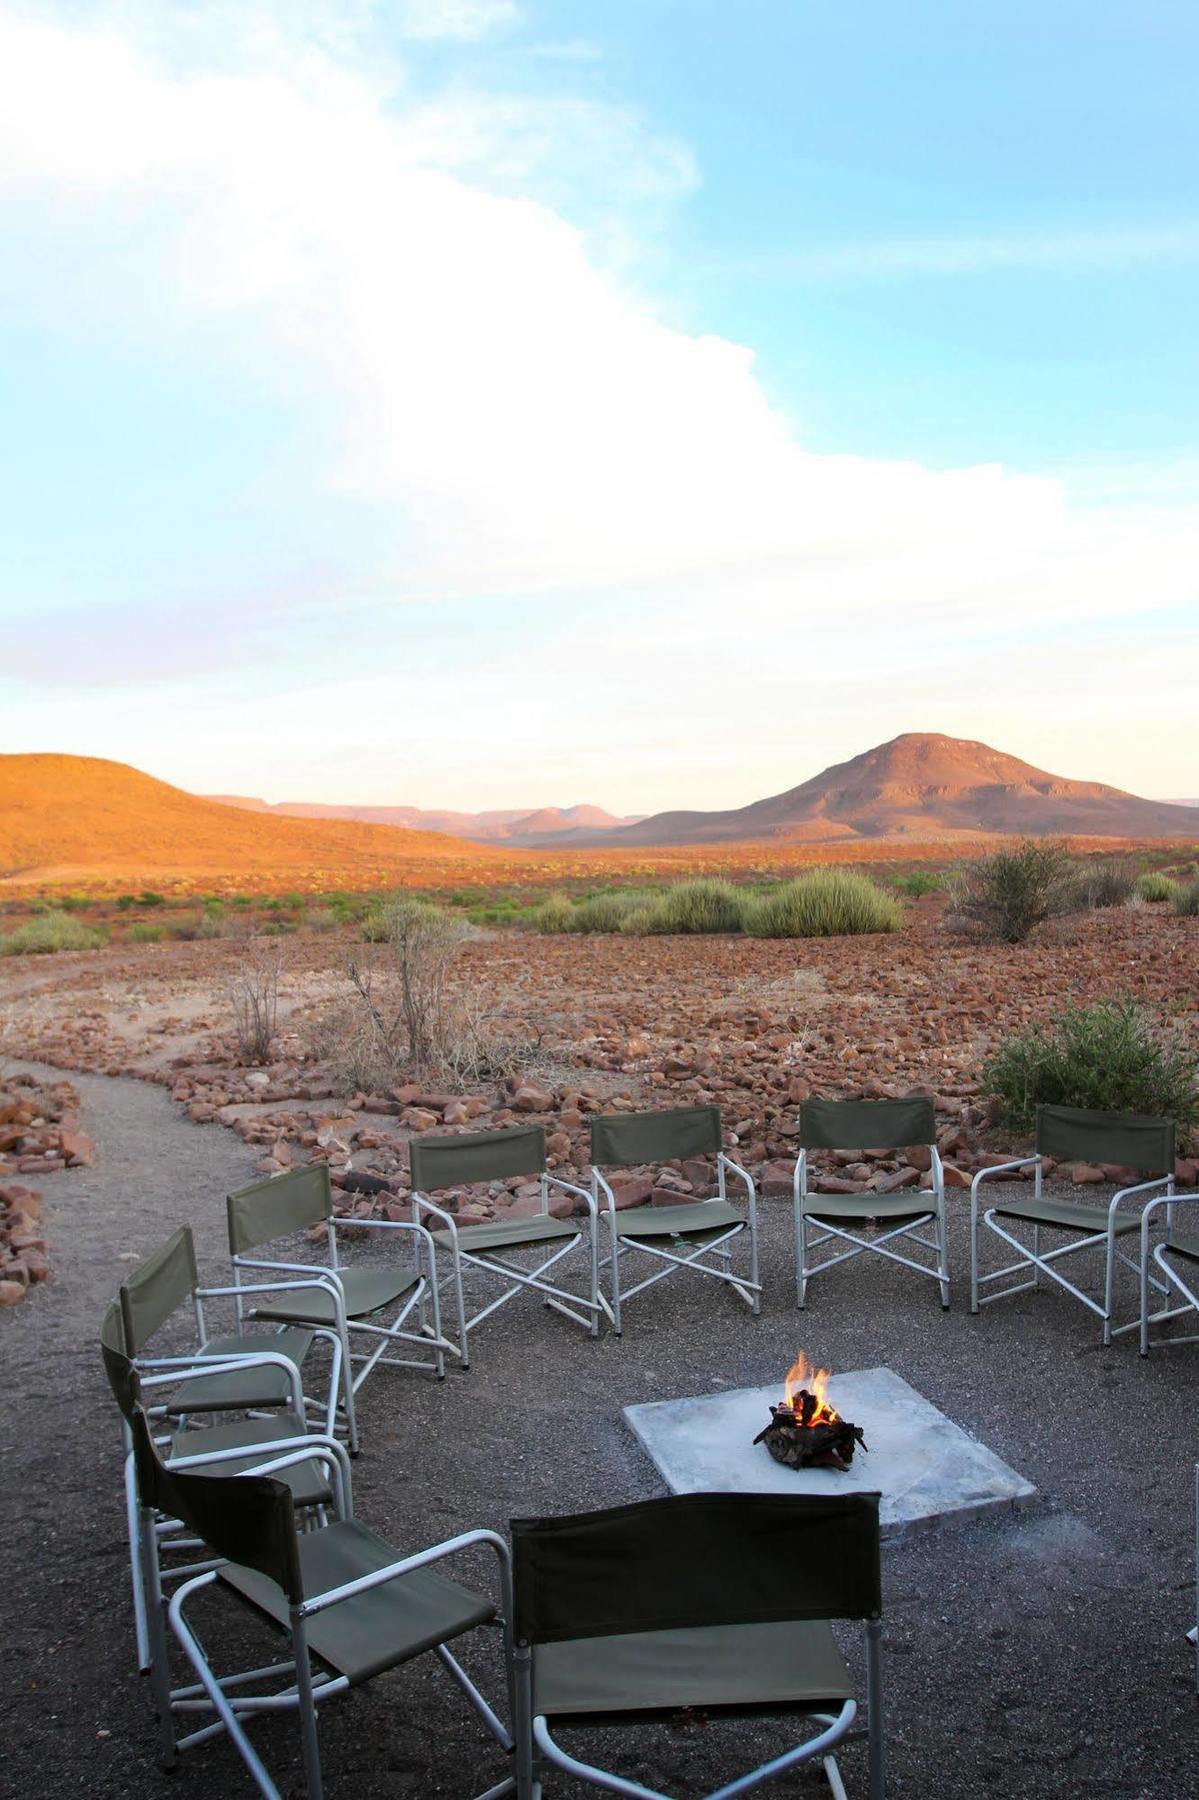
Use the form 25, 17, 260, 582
1, 1061, 1196, 1799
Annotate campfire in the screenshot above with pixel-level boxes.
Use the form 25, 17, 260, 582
753, 1353, 867, 1472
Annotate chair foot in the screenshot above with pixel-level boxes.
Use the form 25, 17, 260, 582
941, 1302, 950, 1312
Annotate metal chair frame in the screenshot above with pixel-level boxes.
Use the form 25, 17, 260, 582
794, 1100, 948, 1311
586, 1107, 759, 1334
228, 1164, 453, 1453
130, 1409, 515, 1800
970, 1106, 1176, 1345
410, 1126, 602, 1368
1138, 1191, 1199, 1354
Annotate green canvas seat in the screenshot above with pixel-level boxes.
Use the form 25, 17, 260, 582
410, 1126, 602, 1368
228, 1163, 453, 1454
1138, 1191, 1199, 1356
971, 1104, 1176, 1344
511, 1491, 884, 1800
249, 1266, 419, 1329
794, 1098, 949, 1310
126, 1406, 514, 1800
586, 1107, 760, 1334
222, 1517, 495, 1686
533, 1619, 851, 1721
169, 1413, 334, 1509
163, 1328, 315, 1414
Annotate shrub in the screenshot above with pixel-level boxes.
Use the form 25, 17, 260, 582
0, 911, 107, 955
891, 869, 943, 897
1076, 859, 1135, 909
743, 870, 903, 937
228, 893, 254, 909
1173, 879, 1199, 918
57, 893, 89, 912
115, 894, 138, 911
1134, 872, 1178, 903
945, 839, 1077, 943
646, 878, 746, 934
126, 922, 165, 943
304, 907, 340, 933
983, 998, 1198, 1134
573, 890, 651, 932
229, 942, 283, 1063
529, 894, 577, 934
137, 891, 166, 908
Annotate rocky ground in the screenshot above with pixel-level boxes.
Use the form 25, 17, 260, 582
0, 1069, 94, 1302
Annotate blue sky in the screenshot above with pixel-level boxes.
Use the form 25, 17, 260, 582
1, 1, 1196, 809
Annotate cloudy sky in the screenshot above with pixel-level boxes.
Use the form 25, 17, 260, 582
2, 0, 1196, 811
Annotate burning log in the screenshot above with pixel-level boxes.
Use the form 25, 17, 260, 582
752, 1353, 867, 1472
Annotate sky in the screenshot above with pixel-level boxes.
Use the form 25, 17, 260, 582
1, 0, 1197, 812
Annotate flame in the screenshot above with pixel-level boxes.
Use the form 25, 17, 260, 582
782, 1352, 841, 1426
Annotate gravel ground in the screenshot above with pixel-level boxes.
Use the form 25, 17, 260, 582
1, 1060, 1196, 1800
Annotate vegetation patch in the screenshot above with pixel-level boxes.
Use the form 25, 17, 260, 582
945, 839, 1078, 943
984, 997, 1198, 1134
743, 870, 904, 938
0, 910, 108, 956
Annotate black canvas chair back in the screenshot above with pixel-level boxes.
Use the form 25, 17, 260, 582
118, 1225, 199, 1354
511, 1491, 881, 1646
799, 1096, 936, 1153
1035, 1104, 1175, 1174
129, 1405, 302, 1603
227, 1162, 333, 1254
409, 1124, 547, 1192
589, 1105, 722, 1170
101, 1300, 140, 1421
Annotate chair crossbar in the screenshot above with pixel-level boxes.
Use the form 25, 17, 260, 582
611, 1229, 761, 1304
981, 1213, 1111, 1319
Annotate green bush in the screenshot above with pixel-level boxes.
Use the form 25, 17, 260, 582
1076, 859, 1135, 909
1173, 879, 1199, 918
645, 878, 745, 934
891, 869, 943, 897
946, 839, 1077, 943
528, 894, 577, 934
57, 893, 89, 912
1134, 871, 1177, 903
575, 890, 656, 932
304, 907, 340, 933
115, 894, 138, 911
126, 922, 166, 943
138, 890, 166, 908
744, 870, 903, 937
983, 998, 1198, 1133
1, 911, 107, 956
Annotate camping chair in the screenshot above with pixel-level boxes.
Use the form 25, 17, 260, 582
102, 1301, 350, 1676
227, 1162, 452, 1453
1137, 1188, 1199, 1355
126, 1404, 516, 1800
409, 1125, 601, 1368
586, 1105, 759, 1334
970, 1104, 1175, 1344
794, 1098, 948, 1310
510, 1490, 884, 1800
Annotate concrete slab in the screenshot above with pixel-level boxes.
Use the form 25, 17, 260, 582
624, 1366, 1036, 1539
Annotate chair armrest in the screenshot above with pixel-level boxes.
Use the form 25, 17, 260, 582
1108, 1173, 1173, 1217
592, 1168, 618, 1215
299, 1527, 511, 1619
168, 1433, 352, 1517
412, 1190, 458, 1246
718, 1153, 757, 1224
546, 1175, 597, 1220
137, 1349, 305, 1414
199, 1275, 344, 1302
233, 1255, 348, 1297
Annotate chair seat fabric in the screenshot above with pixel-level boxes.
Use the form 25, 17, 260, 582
612, 1201, 743, 1240
805, 1192, 935, 1225
164, 1329, 315, 1414
251, 1266, 419, 1327
991, 1197, 1141, 1235
533, 1618, 851, 1720
1162, 1235, 1199, 1265
431, 1215, 581, 1253
221, 1518, 495, 1685
168, 1412, 334, 1508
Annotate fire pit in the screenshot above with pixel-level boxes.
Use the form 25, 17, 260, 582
753, 1353, 867, 1472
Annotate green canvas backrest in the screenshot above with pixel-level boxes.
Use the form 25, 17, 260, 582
119, 1225, 199, 1354
409, 1125, 546, 1193
799, 1096, 936, 1153
511, 1491, 881, 1646
1035, 1104, 1175, 1173
101, 1300, 139, 1422
588, 1105, 722, 1171
228, 1163, 333, 1255
129, 1405, 303, 1604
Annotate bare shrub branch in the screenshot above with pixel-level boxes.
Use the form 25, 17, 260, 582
229, 940, 283, 1064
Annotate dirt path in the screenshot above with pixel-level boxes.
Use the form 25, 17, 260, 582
1, 1059, 1198, 1799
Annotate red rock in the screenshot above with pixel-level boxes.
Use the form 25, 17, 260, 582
873, 1167, 920, 1192
0, 1279, 26, 1305
1066, 1163, 1105, 1184
608, 1175, 654, 1209
442, 1100, 471, 1127
400, 1108, 439, 1131
1176, 1158, 1198, 1187
942, 1163, 970, 1188
60, 1130, 95, 1166
512, 1085, 553, 1113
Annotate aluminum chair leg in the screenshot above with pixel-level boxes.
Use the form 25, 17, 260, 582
291, 1609, 324, 1800
866, 1617, 885, 1800
125, 1447, 151, 1672
137, 1501, 178, 1770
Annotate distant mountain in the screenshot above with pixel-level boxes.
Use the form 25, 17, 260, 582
576, 734, 1199, 846
0, 755, 492, 888
206, 796, 643, 846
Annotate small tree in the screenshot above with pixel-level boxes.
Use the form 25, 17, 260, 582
945, 839, 1077, 943
983, 997, 1198, 1133
229, 940, 283, 1063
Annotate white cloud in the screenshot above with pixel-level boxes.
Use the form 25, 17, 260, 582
740, 222, 1199, 282
396, 0, 519, 41
0, 3, 1197, 806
